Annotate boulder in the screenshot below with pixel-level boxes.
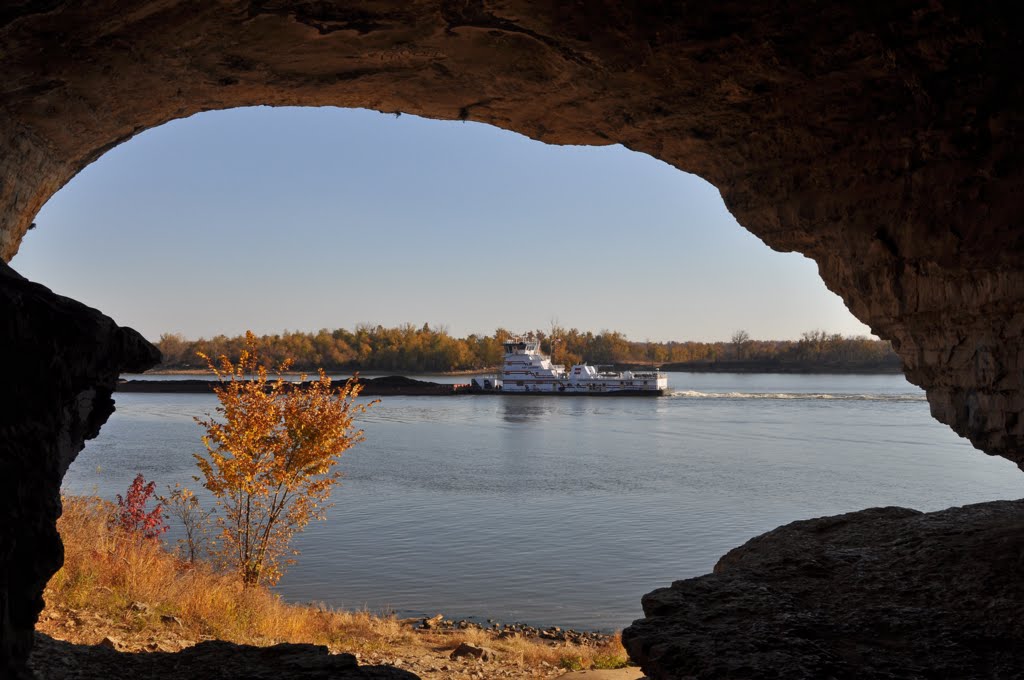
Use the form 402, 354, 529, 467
624, 501, 1024, 679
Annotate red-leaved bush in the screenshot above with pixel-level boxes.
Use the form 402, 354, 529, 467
114, 474, 169, 539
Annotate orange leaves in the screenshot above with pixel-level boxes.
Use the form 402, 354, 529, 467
193, 332, 375, 587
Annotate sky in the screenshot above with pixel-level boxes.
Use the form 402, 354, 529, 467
10, 106, 873, 343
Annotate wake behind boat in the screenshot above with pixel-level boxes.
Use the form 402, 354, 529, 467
471, 335, 668, 395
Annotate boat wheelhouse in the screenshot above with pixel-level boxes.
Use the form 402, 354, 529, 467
472, 335, 667, 395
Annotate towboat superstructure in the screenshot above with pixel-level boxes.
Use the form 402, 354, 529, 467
472, 336, 668, 395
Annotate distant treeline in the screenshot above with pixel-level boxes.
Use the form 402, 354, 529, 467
152, 325, 901, 373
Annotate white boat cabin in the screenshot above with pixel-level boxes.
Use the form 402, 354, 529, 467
481, 336, 667, 395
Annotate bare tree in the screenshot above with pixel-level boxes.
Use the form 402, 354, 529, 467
731, 330, 751, 360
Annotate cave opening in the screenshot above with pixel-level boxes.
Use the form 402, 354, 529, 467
14, 105, 1024, 677
12, 104, 882, 621
4, 3, 1023, 677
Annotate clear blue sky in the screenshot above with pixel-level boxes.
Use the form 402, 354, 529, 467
11, 106, 872, 343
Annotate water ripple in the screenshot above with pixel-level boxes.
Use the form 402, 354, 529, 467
670, 390, 926, 402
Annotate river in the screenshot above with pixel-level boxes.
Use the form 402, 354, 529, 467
62, 372, 1024, 632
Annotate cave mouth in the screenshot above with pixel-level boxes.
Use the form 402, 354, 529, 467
16, 102, 911, 637
4, 2, 1023, 677
21, 94, 1019, 639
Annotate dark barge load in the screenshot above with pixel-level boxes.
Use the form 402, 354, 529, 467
117, 375, 468, 396
117, 372, 667, 396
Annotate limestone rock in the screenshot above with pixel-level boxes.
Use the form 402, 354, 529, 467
3, 2, 1024, 675
623, 501, 1024, 679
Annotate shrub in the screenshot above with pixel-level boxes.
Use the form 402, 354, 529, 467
113, 474, 168, 539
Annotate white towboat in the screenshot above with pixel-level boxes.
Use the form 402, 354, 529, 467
471, 336, 668, 395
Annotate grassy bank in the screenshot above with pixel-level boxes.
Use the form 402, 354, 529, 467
41, 496, 631, 678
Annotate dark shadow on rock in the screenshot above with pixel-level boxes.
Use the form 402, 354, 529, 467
1, 261, 161, 679
623, 500, 1024, 679
28, 633, 419, 680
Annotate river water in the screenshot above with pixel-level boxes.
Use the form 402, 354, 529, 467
63, 373, 1024, 632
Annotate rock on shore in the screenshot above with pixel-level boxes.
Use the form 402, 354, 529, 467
623, 500, 1024, 679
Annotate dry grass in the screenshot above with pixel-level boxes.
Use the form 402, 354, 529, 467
50, 496, 419, 650
443, 627, 629, 670
46, 495, 630, 672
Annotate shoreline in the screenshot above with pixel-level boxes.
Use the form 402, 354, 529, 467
44, 495, 635, 679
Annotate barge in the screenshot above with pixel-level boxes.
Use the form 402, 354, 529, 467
471, 336, 667, 395
117, 338, 669, 397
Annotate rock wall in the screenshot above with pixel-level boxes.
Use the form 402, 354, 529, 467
2, 1, 1023, 676
0, 261, 159, 678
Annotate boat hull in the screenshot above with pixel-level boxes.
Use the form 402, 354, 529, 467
465, 381, 667, 396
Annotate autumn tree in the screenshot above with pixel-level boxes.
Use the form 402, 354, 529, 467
194, 332, 375, 587
153, 324, 898, 372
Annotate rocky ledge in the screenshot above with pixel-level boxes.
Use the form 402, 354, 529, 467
29, 634, 417, 680
622, 500, 1024, 679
